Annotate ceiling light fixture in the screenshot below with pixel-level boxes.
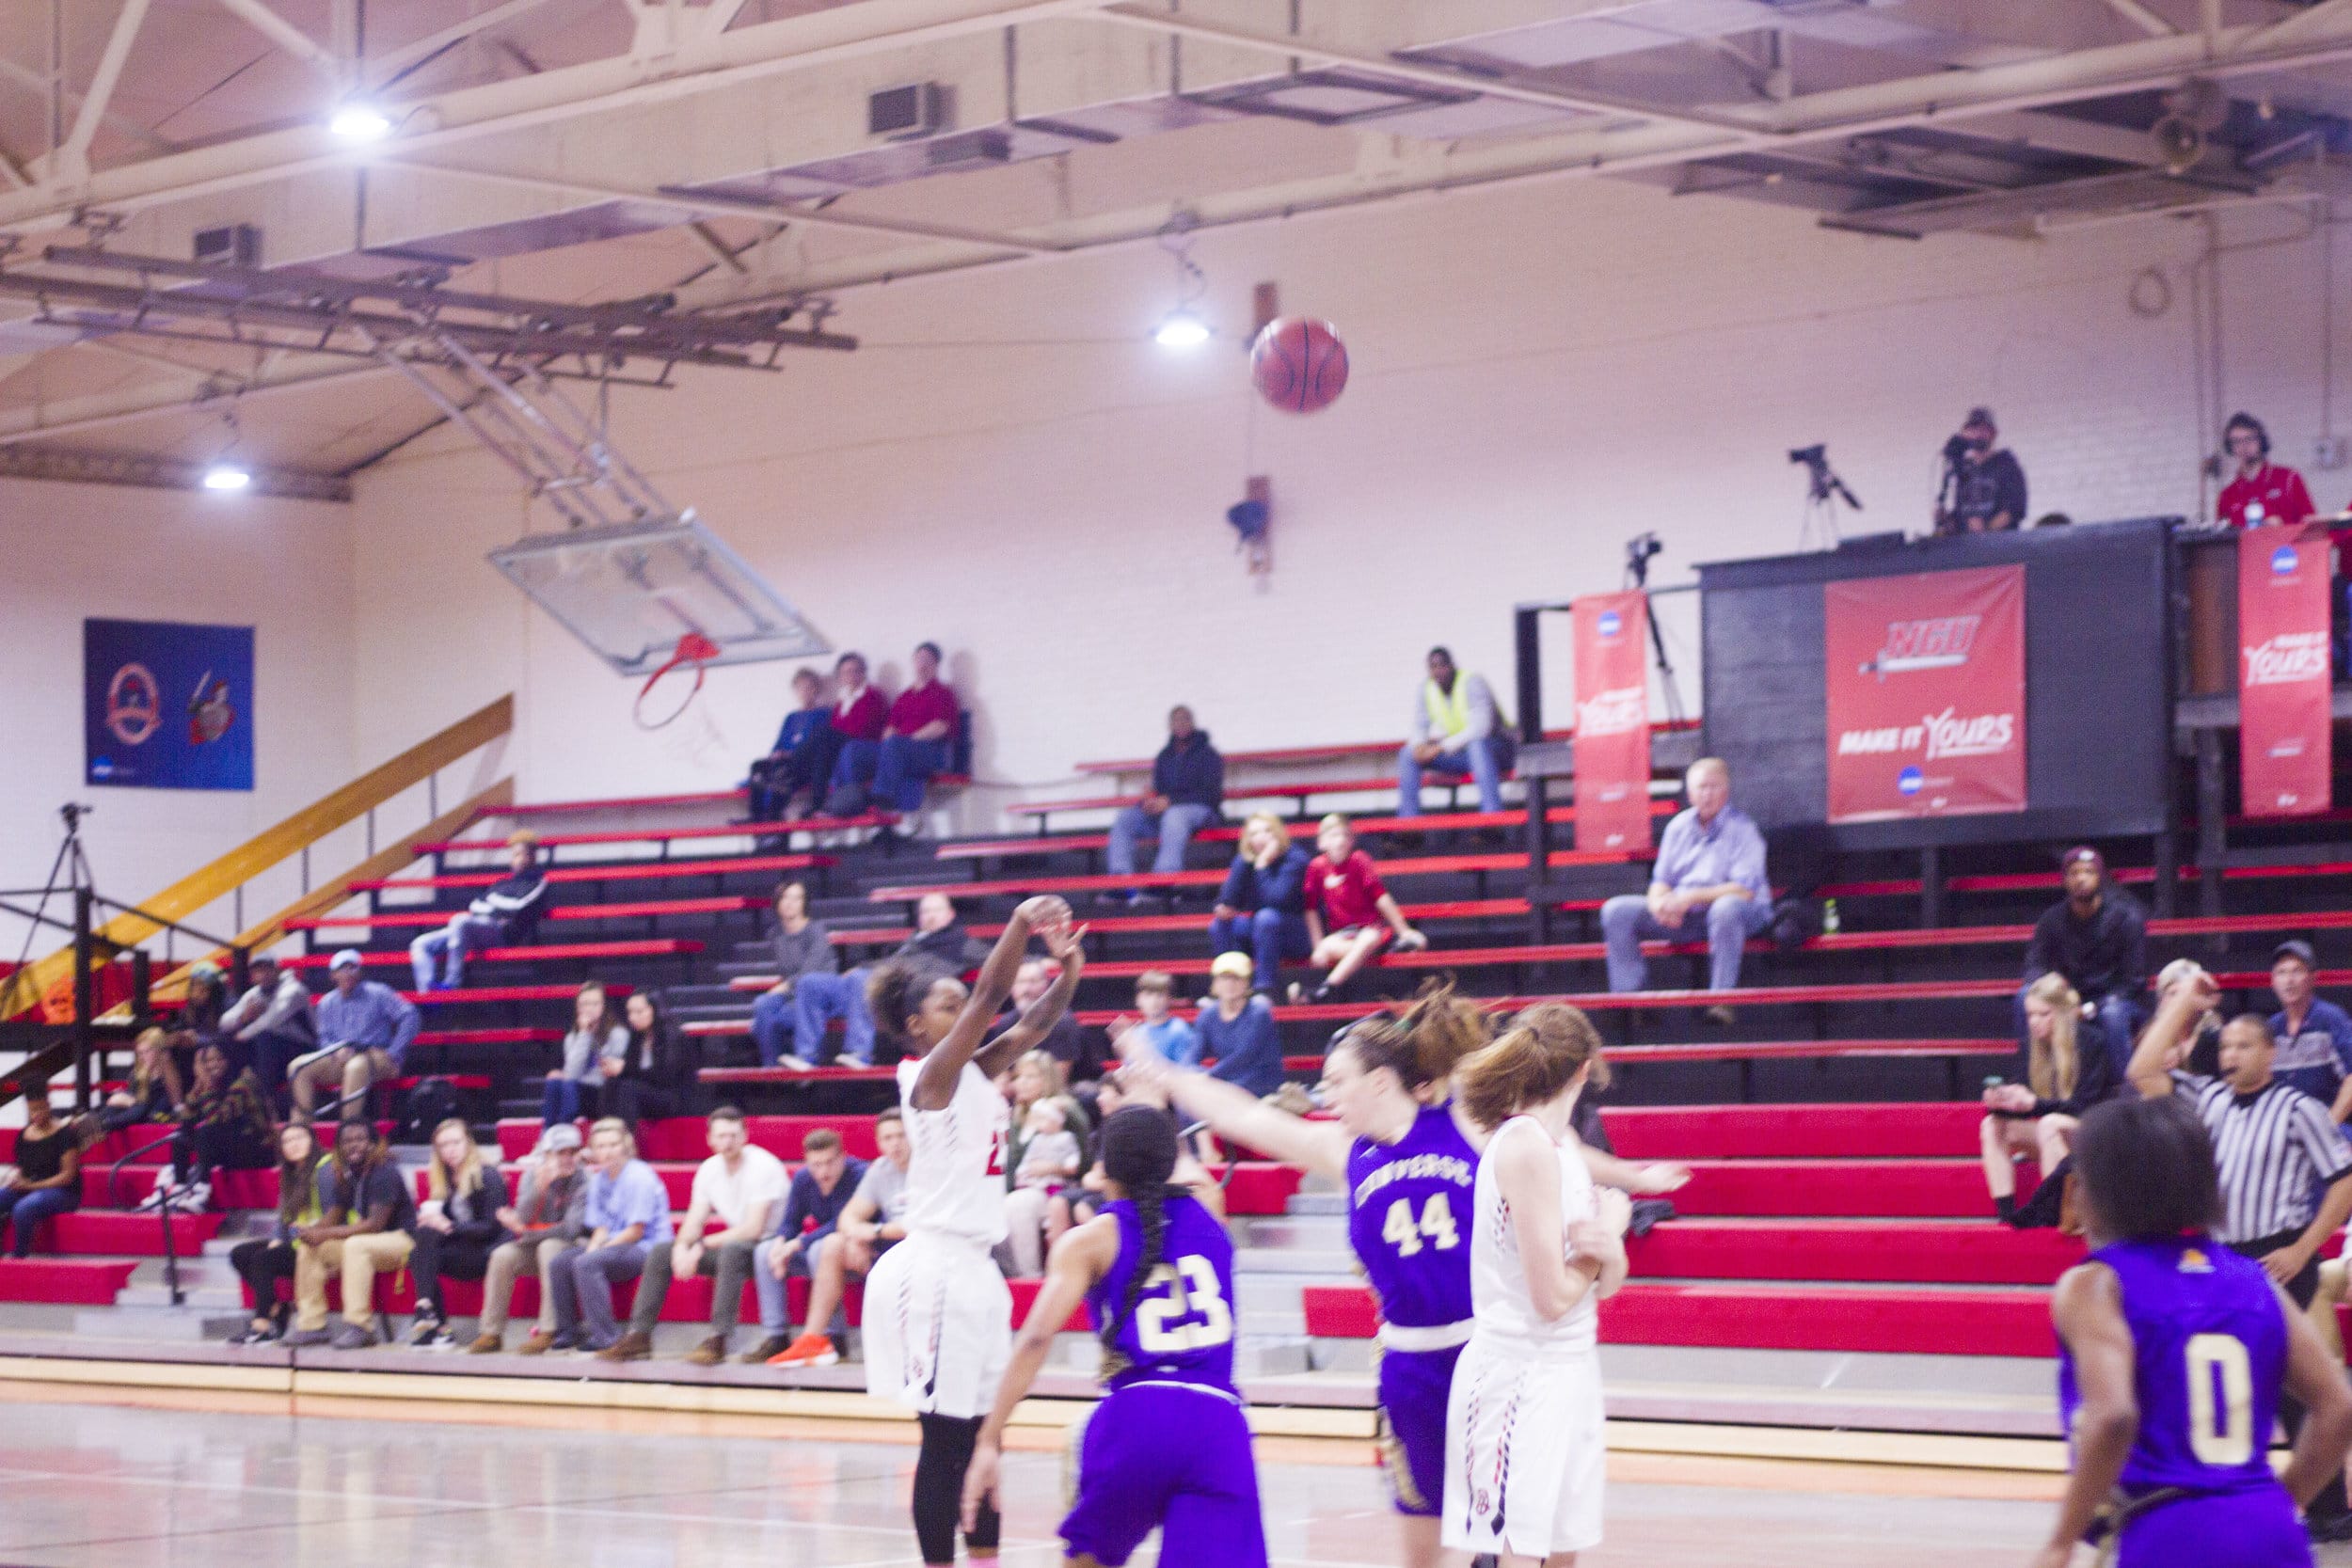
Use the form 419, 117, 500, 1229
328, 102, 396, 142
202, 404, 251, 493
1152, 212, 1212, 351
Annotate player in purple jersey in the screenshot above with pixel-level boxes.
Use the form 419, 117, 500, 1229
2039, 1094, 2352, 1568
965, 1106, 1263, 1568
1115, 988, 1686, 1568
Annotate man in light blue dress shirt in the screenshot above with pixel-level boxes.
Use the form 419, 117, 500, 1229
1599, 758, 1772, 1012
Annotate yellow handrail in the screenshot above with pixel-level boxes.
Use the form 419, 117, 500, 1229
1, 695, 513, 1019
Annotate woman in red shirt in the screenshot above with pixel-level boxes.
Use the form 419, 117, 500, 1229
828, 642, 960, 821
1302, 814, 1426, 1004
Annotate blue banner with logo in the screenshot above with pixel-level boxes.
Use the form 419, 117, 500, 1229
84, 619, 254, 791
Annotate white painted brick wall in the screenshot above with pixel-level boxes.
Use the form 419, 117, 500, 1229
348, 178, 2352, 825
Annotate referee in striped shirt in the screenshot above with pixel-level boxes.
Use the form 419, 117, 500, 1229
2132, 969, 2352, 1537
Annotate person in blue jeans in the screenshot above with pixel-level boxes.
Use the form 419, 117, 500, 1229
1207, 814, 1311, 998
1396, 645, 1508, 816
0, 1093, 80, 1257
1599, 757, 1773, 1023
832, 642, 960, 819
1104, 705, 1224, 904
746, 666, 837, 821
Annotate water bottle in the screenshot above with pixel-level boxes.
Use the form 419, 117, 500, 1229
1821, 897, 1841, 936
2247, 500, 2266, 527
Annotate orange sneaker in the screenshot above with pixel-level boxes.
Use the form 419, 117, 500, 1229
766, 1332, 839, 1368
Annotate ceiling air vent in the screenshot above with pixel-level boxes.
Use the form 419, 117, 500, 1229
193, 224, 261, 268
869, 83, 946, 141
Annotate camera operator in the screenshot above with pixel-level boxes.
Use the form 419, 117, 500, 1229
1933, 406, 2026, 535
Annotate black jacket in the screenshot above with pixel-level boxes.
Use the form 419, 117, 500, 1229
2024, 893, 2147, 1003
610, 1023, 694, 1096
469, 868, 550, 939
898, 921, 988, 974
1216, 846, 1311, 915
414, 1164, 513, 1247
1152, 732, 1225, 813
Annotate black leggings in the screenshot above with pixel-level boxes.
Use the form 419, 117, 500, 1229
173, 1121, 274, 1185
912, 1412, 1001, 1565
229, 1239, 296, 1320
408, 1231, 497, 1319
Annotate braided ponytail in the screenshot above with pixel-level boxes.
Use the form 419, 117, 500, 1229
1095, 1106, 1181, 1351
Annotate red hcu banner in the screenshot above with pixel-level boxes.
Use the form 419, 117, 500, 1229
2238, 524, 2333, 817
1572, 591, 1653, 853
1825, 564, 2026, 824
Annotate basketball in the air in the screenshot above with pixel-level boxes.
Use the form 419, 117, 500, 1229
1250, 317, 1349, 414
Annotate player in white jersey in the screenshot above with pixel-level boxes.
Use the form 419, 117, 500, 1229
858, 893, 1086, 1568
1442, 1007, 1629, 1567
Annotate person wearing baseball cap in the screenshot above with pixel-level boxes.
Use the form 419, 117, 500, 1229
289, 949, 420, 1121
1934, 404, 2027, 535
218, 950, 318, 1098
469, 1120, 593, 1354
1196, 950, 1283, 1100
2267, 940, 2352, 1116
2022, 846, 2147, 1079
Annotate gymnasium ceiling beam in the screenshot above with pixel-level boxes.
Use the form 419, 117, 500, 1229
0, 0, 1124, 232
1090, 3, 1770, 135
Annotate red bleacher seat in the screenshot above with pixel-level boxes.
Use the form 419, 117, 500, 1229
353, 853, 831, 895
414, 814, 897, 854
0, 1259, 136, 1305
827, 898, 1527, 949
405, 984, 632, 1006
414, 1027, 564, 1048
291, 896, 764, 932
490, 789, 751, 817
867, 851, 1625, 905
280, 939, 701, 970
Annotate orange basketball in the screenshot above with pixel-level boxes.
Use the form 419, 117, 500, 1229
1250, 316, 1349, 415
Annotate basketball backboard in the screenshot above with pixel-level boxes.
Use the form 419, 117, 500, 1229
487, 515, 828, 677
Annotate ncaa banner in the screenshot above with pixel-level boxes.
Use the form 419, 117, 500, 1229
2238, 525, 2332, 817
84, 618, 254, 791
1824, 565, 2026, 823
1571, 591, 1653, 852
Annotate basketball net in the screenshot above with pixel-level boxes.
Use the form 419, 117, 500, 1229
634, 631, 720, 731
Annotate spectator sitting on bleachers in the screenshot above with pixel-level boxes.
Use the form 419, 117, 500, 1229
1000, 1049, 1090, 1276
149, 1040, 275, 1216
826, 645, 954, 819
550, 1117, 673, 1354
752, 879, 835, 1070
97, 1027, 182, 1135
1103, 705, 1224, 905
218, 953, 316, 1093
1054, 1069, 1137, 1234
818, 650, 885, 797
405, 1117, 514, 1350
2267, 941, 2352, 1120
871, 641, 961, 826
1599, 757, 1772, 1023
600, 990, 693, 1129
769, 1107, 911, 1369
987, 958, 1104, 1081
179, 962, 230, 1043
226, 1121, 324, 1345
746, 1127, 866, 1364
1979, 974, 2115, 1227
600, 1105, 787, 1367
1195, 952, 1284, 1099
2153, 956, 2224, 1077
2022, 847, 2146, 1077
0, 1087, 78, 1259
290, 950, 420, 1122
1124, 972, 1199, 1067
471, 1120, 589, 1354
545, 979, 625, 1128
286, 1117, 415, 1350
1397, 645, 1508, 816
409, 832, 550, 992
1301, 814, 1427, 1005
795, 893, 984, 1069
1209, 813, 1311, 998
747, 666, 836, 822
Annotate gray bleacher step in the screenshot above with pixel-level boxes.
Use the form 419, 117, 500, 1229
1285, 1192, 1346, 1217
1234, 1215, 1347, 1249
1234, 1246, 1357, 1276
74, 1302, 250, 1341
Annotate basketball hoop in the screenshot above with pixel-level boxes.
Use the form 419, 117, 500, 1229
635, 631, 720, 730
